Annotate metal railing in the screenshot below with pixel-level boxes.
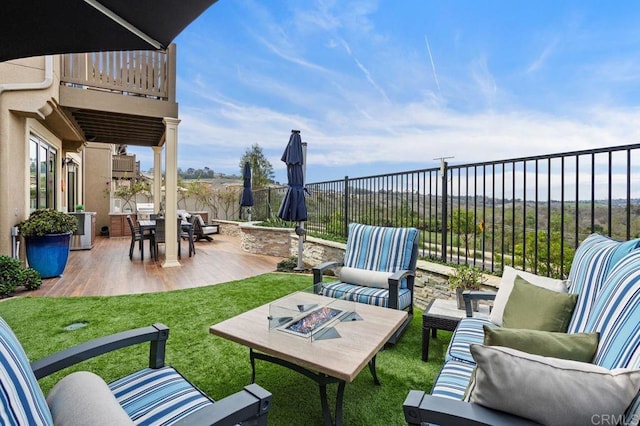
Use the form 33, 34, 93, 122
253, 144, 640, 278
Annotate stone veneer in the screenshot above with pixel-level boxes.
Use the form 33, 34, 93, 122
219, 220, 499, 310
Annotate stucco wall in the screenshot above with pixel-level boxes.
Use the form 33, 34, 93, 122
84, 142, 113, 235
0, 56, 62, 257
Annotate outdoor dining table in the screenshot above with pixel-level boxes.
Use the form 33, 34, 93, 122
138, 219, 195, 259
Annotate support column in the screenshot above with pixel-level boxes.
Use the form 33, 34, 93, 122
162, 117, 180, 268
152, 146, 162, 214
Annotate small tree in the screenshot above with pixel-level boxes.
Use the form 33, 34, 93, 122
451, 209, 475, 257
239, 143, 274, 189
113, 178, 151, 212
215, 186, 241, 220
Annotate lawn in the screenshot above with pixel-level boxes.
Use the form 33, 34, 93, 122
0, 272, 450, 425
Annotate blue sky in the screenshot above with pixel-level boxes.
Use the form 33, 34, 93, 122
129, 0, 640, 185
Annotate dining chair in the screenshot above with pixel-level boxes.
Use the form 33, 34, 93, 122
153, 218, 183, 261
126, 215, 154, 260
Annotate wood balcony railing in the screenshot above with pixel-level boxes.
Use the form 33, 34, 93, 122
60, 44, 176, 102
112, 155, 137, 178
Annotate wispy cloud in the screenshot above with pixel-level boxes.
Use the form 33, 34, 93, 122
526, 37, 559, 73
424, 35, 441, 93
470, 56, 498, 103
339, 38, 389, 101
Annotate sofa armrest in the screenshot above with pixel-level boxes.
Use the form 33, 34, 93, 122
172, 383, 272, 426
388, 269, 415, 309
403, 391, 539, 426
31, 323, 169, 379
312, 261, 343, 292
462, 290, 496, 318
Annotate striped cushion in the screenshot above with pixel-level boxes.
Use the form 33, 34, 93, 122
0, 317, 53, 425
585, 250, 640, 370
320, 281, 412, 310
431, 360, 475, 401
446, 317, 496, 364
343, 223, 418, 289
566, 234, 640, 334
627, 393, 640, 422
109, 367, 213, 426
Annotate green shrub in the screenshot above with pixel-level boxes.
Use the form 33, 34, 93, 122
0, 256, 42, 296
276, 256, 299, 272
18, 209, 77, 237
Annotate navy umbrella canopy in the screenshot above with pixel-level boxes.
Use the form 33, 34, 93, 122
277, 130, 307, 223
240, 162, 254, 216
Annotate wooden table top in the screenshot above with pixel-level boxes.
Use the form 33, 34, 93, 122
210, 292, 407, 382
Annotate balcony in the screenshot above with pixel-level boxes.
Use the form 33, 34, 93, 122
112, 154, 138, 179
58, 45, 178, 148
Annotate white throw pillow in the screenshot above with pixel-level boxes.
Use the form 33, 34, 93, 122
47, 371, 134, 425
490, 266, 568, 326
466, 344, 640, 426
339, 266, 392, 289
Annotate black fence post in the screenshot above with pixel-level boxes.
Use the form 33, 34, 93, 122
267, 188, 271, 219
441, 161, 448, 263
344, 176, 349, 237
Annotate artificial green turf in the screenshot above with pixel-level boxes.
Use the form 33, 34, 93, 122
0, 272, 451, 425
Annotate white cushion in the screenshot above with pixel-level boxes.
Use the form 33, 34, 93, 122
466, 344, 640, 426
339, 266, 392, 289
490, 266, 568, 326
47, 371, 134, 426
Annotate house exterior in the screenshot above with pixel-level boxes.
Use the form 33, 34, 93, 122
0, 45, 184, 266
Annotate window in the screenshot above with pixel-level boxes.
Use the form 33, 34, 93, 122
29, 134, 57, 211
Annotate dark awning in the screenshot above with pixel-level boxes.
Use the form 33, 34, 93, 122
0, 0, 217, 62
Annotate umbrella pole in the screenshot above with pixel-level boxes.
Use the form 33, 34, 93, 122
295, 221, 305, 271
295, 141, 308, 271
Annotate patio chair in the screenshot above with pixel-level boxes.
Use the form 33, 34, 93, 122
193, 214, 219, 242
312, 223, 419, 344
0, 317, 271, 425
126, 214, 154, 260
153, 218, 187, 260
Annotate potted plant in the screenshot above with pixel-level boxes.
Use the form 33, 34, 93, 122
18, 209, 78, 278
74, 204, 84, 212
448, 264, 486, 310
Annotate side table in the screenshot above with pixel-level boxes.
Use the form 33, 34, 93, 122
421, 298, 490, 362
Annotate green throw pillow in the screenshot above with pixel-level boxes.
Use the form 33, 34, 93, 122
502, 275, 578, 331
483, 325, 599, 362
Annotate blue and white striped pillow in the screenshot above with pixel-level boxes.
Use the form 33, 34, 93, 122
585, 249, 640, 370
566, 234, 640, 334
0, 316, 53, 425
343, 223, 418, 274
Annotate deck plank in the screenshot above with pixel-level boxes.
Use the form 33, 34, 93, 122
27, 234, 282, 297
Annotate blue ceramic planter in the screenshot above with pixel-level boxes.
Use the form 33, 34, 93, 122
24, 233, 72, 278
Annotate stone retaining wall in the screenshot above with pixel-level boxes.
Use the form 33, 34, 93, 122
218, 220, 499, 309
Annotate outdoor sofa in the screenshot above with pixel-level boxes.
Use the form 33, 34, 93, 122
404, 233, 640, 425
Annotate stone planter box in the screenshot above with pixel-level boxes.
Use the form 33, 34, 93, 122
239, 222, 292, 258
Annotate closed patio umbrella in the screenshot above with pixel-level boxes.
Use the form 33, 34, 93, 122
278, 130, 307, 223
0, 0, 217, 62
278, 130, 307, 270
240, 161, 254, 221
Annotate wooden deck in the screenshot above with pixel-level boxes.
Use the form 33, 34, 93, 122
28, 234, 283, 297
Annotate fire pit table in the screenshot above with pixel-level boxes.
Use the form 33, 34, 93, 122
210, 291, 407, 426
